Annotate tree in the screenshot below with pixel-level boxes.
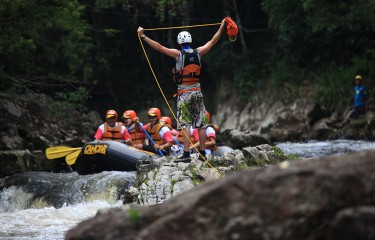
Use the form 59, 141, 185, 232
0, 0, 93, 94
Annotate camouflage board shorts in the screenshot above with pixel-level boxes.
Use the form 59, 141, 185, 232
177, 91, 206, 130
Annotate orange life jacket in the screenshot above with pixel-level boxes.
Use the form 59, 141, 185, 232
174, 49, 201, 85
127, 124, 144, 145
149, 123, 171, 145
177, 129, 196, 145
102, 123, 123, 142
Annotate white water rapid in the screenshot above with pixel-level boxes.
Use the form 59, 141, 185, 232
0, 171, 136, 240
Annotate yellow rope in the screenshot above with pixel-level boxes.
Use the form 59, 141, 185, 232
144, 23, 221, 31
137, 23, 223, 178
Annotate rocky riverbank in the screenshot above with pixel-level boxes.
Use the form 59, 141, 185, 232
215, 80, 375, 142
0, 92, 102, 177
124, 143, 288, 206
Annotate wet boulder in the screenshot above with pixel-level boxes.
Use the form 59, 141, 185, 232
66, 150, 375, 240
219, 129, 272, 149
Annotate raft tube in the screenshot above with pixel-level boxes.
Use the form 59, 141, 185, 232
72, 140, 159, 175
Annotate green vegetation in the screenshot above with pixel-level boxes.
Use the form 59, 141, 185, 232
136, 174, 149, 188
170, 178, 177, 194
187, 165, 203, 186
313, 67, 355, 113
128, 208, 140, 224
236, 146, 300, 170
0, 0, 374, 114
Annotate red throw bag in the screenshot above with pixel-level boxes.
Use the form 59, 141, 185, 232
224, 17, 238, 41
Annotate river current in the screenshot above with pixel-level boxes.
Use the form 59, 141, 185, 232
1, 140, 375, 239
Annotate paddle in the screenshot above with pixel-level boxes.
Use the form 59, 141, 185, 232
66, 150, 81, 165
138, 122, 165, 156
46, 146, 82, 160
172, 137, 184, 148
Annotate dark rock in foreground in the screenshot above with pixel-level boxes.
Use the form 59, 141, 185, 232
65, 150, 375, 240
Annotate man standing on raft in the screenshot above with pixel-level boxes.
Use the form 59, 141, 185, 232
137, 19, 226, 162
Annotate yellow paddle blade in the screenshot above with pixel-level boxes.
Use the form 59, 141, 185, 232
46, 146, 82, 159
66, 150, 81, 165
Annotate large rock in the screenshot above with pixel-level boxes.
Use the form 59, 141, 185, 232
65, 150, 375, 240
0, 92, 102, 176
219, 129, 272, 149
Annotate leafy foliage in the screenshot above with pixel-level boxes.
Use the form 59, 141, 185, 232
313, 66, 355, 113
0, 0, 93, 92
0, 0, 374, 116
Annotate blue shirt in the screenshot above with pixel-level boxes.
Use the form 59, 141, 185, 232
354, 85, 368, 107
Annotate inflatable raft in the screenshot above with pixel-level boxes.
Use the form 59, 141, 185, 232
72, 140, 159, 175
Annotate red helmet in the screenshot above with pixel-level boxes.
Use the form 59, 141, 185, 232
123, 110, 137, 120
106, 109, 118, 119
159, 116, 172, 126
148, 108, 161, 119
205, 111, 211, 123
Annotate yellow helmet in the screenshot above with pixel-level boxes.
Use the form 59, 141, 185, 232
355, 75, 362, 80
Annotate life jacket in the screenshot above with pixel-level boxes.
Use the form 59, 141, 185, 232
102, 123, 123, 142
209, 124, 220, 133
127, 124, 144, 145
173, 49, 201, 86
177, 129, 195, 144
149, 123, 172, 145
205, 124, 219, 150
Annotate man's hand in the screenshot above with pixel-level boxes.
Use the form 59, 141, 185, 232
137, 27, 144, 36
153, 144, 162, 151
221, 18, 226, 28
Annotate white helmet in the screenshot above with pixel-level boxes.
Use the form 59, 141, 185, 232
177, 31, 192, 44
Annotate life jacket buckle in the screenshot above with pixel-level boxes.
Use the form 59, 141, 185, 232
172, 68, 182, 85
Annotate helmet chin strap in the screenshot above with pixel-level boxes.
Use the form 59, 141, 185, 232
182, 45, 191, 50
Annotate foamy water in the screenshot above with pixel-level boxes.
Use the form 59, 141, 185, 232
0, 200, 123, 240
0, 171, 135, 240
276, 139, 375, 158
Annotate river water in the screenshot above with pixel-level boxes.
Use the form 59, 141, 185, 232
1, 140, 375, 240
276, 139, 375, 159
0, 171, 136, 240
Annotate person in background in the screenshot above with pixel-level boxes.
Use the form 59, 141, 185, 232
190, 111, 218, 158
160, 116, 184, 156
137, 19, 226, 162
122, 110, 144, 149
134, 108, 173, 154
94, 109, 131, 144
352, 75, 368, 119
159, 116, 179, 138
